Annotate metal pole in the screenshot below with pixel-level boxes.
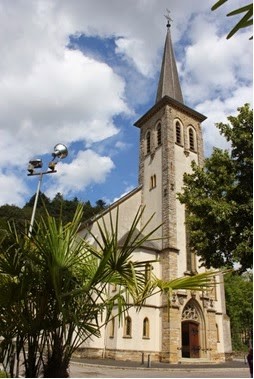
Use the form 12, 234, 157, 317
28, 173, 43, 238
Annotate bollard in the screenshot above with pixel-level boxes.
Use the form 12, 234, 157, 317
147, 354, 151, 368
141, 352, 144, 365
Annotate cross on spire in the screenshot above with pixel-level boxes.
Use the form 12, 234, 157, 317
164, 8, 173, 29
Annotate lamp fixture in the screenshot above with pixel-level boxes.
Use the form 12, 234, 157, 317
27, 143, 68, 237
52, 144, 68, 159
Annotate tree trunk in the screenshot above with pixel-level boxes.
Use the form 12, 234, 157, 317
43, 337, 70, 378
43, 357, 69, 378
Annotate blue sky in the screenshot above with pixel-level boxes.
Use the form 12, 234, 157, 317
0, 0, 252, 207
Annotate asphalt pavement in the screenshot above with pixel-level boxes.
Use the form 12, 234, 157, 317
71, 356, 248, 370
69, 357, 250, 378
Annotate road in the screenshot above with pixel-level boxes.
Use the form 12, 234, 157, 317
69, 361, 250, 378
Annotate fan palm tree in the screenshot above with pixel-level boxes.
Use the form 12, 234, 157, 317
0, 204, 220, 377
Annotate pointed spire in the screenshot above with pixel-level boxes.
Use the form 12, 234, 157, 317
155, 22, 183, 104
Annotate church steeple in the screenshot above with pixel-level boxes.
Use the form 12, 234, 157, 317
155, 23, 183, 104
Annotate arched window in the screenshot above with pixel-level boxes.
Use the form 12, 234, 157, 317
188, 127, 196, 151
185, 209, 196, 273
150, 174, 156, 190
157, 123, 162, 146
175, 121, 182, 145
109, 318, 115, 338
214, 276, 218, 301
143, 317, 150, 338
216, 324, 220, 342
124, 316, 132, 337
145, 263, 152, 283
146, 131, 151, 154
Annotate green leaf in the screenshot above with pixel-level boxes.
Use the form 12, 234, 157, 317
211, 0, 228, 11
226, 9, 253, 39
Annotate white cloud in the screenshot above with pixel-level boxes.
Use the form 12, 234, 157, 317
115, 141, 131, 151
45, 149, 115, 199
0, 48, 128, 156
182, 29, 252, 105
197, 86, 253, 155
0, 171, 28, 206
115, 37, 155, 77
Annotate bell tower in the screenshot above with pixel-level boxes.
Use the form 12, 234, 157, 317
134, 21, 208, 363
134, 24, 206, 280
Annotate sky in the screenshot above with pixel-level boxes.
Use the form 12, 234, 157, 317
0, 0, 252, 207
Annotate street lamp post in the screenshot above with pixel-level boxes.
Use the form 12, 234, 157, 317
27, 144, 68, 238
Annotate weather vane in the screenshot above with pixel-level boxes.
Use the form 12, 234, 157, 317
164, 8, 173, 28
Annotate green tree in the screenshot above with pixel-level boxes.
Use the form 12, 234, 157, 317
95, 199, 107, 209
80, 200, 95, 220
0, 205, 219, 377
0, 204, 28, 231
224, 272, 253, 351
211, 0, 253, 39
178, 104, 253, 273
23, 192, 51, 231
50, 192, 81, 224
24, 192, 51, 210
0, 193, 109, 230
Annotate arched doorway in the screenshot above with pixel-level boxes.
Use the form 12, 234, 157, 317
181, 302, 202, 358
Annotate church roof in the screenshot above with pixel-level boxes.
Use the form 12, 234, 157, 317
155, 25, 183, 104
118, 228, 159, 251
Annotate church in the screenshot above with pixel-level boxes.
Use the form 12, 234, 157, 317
78, 22, 232, 363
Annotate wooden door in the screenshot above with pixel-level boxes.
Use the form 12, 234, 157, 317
182, 321, 200, 358
189, 322, 200, 358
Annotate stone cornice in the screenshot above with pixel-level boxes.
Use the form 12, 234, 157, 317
134, 96, 207, 128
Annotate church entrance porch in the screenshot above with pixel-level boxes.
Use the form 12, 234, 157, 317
182, 321, 200, 358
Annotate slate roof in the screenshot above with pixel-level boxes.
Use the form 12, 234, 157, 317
117, 228, 159, 251
156, 26, 183, 104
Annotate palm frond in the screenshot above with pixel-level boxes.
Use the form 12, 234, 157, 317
155, 270, 225, 293
211, 0, 228, 11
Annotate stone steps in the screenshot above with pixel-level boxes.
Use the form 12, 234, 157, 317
179, 358, 215, 364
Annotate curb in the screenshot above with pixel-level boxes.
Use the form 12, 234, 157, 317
70, 360, 249, 372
